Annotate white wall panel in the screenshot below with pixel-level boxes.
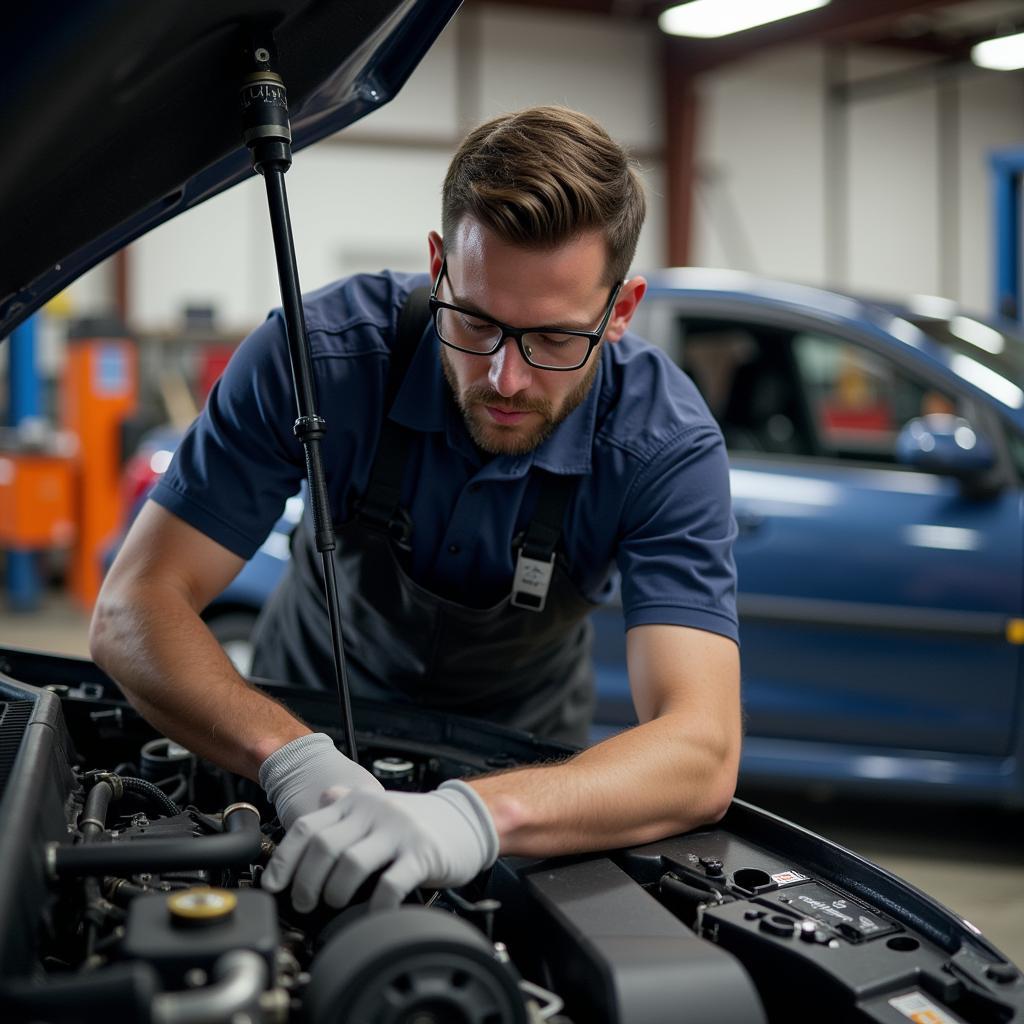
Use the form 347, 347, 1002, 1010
131, 176, 269, 332
846, 72, 940, 299
693, 45, 1024, 314
285, 145, 452, 287
634, 163, 667, 276
691, 46, 826, 283
477, 6, 661, 151
66, 261, 116, 319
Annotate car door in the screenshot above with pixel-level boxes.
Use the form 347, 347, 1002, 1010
675, 312, 1023, 758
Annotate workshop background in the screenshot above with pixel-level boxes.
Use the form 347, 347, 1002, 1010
2, 0, 1024, 963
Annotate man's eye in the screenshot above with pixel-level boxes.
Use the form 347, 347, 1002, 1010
460, 315, 492, 332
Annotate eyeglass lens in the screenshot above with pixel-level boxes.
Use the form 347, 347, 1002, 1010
434, 307, 589, 369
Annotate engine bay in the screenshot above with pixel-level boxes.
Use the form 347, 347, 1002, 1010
1, 647, 1022, 1024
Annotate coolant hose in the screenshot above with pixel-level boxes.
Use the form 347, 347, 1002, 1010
79, 777, 120, 958
50, 803, 261, 879
79, 778, 116, 839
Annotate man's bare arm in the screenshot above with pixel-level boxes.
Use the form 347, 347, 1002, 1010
468, 624, 741, 857
89, 500, 311, 781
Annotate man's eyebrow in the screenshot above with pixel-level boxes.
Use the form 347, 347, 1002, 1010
446, 287, 600, 332
446, 289, 495, 322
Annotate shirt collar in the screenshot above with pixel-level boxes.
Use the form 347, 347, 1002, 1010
389, 325, 601, 477
529, 356, 600, 476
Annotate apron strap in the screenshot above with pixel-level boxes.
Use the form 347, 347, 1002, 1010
355, 286, 431, 545
357, 284, 580, 609
511, 472, 578, 612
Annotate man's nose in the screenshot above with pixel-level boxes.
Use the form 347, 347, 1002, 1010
488, 336, 533, 397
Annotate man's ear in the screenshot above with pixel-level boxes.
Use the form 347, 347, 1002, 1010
603, 276, 647, 343
428, 231, 444, 279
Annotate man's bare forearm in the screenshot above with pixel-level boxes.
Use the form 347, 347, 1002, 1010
90, 582, 310, 781
468, 711, 738, 858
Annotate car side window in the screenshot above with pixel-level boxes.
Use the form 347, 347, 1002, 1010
791, 332, 961, 463
677, 320, 817, 456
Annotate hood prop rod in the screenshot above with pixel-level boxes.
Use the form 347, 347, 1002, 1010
238, 33, 358, 763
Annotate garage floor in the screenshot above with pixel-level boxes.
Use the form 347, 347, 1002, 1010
2, 595, 1022, 966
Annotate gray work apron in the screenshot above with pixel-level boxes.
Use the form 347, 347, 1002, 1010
251, 291, 599, 746
251, 509, 597, 745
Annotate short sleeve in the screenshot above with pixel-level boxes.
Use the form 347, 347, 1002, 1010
616, 423, 738, 643
150, 312, 305, 559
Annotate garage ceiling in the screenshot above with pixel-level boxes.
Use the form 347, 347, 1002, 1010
493, 0, 1024, 71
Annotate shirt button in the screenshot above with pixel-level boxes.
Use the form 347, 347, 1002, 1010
448, 544, 461, 555
469, 483, 482, 494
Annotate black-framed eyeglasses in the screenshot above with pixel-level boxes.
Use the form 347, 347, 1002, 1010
428, 258, 622, 371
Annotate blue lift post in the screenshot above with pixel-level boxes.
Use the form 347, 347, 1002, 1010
991, 147, 1024, 322
7, 314, 43, 610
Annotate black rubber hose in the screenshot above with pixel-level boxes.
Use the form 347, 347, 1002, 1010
156, 773, 188, 806
80, 781, 115, 840
79, 780, 116, 958
53, 804, 260, 879
120, 776, 180, 817
1, 961, 158, 1023
658, 873, 724, 928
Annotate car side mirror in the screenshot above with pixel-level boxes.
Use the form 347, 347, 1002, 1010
895, 414, 996, 479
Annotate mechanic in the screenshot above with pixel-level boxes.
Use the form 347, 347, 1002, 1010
91, 106, 741, 913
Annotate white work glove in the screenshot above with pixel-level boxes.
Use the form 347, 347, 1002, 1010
258, 733, 384, 831
260, 779, 499, 913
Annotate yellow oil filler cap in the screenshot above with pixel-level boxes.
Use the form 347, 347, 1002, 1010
167, 887, 238, 927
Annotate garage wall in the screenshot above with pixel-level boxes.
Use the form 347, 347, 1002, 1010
692, 43, 1024, 313
129, 4, 664, 333
122, 5, 1024, 334
693, 46, 828, 285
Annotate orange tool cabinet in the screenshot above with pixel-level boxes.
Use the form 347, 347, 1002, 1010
0, 451, 76, 549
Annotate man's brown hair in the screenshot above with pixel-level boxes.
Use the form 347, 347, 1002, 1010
442, 106, 646, 284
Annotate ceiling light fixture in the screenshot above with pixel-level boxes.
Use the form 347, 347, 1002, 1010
658, 0, 830, 39
972, 31, 1024, 71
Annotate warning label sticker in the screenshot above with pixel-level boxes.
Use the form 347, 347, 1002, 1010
889, 991, 968, 1024
770, 870, 808, 885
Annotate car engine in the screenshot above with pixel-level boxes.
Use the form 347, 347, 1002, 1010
1, 648, 1022, 1024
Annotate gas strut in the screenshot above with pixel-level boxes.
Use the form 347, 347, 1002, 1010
238, 34, 359, 762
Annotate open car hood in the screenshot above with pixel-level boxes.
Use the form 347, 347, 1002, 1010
0, 0, 461, 338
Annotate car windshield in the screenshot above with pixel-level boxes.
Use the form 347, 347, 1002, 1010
905, 314, 1024, 386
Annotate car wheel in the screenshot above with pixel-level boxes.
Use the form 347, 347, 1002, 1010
206, 611, 259, 677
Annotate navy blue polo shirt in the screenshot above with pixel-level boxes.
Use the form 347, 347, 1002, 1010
152, 271, 738, 641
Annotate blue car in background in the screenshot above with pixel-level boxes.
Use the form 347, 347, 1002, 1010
595, 269, 1024, 807
136, 270, 1024, 807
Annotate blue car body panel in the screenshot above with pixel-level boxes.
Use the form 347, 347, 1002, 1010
592, 271, 1024, 806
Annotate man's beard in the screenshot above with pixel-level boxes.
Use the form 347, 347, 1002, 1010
440, 346, 600, 456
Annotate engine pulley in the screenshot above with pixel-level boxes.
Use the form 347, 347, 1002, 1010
306, 906, 527, 1024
